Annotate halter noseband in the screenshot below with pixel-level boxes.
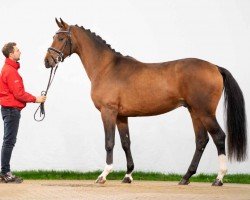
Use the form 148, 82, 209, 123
48, 26, 72, 62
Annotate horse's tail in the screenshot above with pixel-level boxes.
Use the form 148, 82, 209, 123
218, 66, 247, 162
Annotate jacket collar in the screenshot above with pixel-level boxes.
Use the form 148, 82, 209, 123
5, 58, 20, 69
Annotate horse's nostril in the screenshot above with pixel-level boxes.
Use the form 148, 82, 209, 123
44, 59, 51, 68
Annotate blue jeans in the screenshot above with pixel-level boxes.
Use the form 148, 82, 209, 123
1, 107, 21, 174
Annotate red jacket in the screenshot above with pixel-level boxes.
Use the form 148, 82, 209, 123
0, 58, 36, 110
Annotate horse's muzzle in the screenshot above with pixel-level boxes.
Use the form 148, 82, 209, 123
44, 58, 53, 68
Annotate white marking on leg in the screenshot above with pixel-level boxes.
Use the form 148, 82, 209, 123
125, 173, 133, 181
217, 154, 227, 182
99, 164, 113, 180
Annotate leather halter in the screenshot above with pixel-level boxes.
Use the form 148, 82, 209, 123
48, 26, 72, 62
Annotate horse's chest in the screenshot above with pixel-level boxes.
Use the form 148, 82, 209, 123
91, 86, 119, 109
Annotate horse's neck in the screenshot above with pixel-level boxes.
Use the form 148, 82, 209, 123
73, 28, 115, 81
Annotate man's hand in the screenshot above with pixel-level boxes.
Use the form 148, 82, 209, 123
35, 96, 46, 103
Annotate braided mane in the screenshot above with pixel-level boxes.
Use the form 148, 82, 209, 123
75, 24, 122, 56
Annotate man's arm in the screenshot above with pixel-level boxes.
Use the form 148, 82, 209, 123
6, 70, 45, 103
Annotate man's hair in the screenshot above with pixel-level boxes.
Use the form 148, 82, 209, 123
2, 42, 16, 58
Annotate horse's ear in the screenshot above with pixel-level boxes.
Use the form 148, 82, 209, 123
55, 18, 62, 28
60, 18, 69, 29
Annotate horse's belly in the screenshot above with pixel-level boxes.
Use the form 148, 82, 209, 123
118, 96, 181, 117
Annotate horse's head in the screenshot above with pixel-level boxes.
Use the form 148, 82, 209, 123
44, 18, 73, 68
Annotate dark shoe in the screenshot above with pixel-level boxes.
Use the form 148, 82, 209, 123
0, 172, 23, 183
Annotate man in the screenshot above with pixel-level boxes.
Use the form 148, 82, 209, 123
0, 42, 46, 183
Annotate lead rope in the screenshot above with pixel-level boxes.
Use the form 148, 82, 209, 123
34, 64, 59, 122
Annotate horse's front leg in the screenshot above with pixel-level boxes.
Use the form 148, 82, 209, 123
117, 116, 134, 183
96, 106, 118, 184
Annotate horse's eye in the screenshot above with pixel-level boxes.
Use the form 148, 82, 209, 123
58, 38, 64, 42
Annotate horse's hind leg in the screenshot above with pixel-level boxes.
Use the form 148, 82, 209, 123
200, 116, 227, 186
179, 113, 209, 185
117, 116, 134, 183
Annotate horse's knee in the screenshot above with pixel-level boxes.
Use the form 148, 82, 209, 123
121, 140, 130, 151
105, 140, 115, 152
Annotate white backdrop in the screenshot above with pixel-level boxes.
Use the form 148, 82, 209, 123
0, 0, 249, 174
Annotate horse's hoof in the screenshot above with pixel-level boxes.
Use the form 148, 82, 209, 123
95, 176, 106, 184
178, 178, 190, 185
122, 177, 132, 183
212, 179, 223, 186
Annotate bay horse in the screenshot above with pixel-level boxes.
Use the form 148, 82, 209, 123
44, 18, 247, 186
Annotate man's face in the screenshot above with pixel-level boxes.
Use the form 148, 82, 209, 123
9, 46, 21, 61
